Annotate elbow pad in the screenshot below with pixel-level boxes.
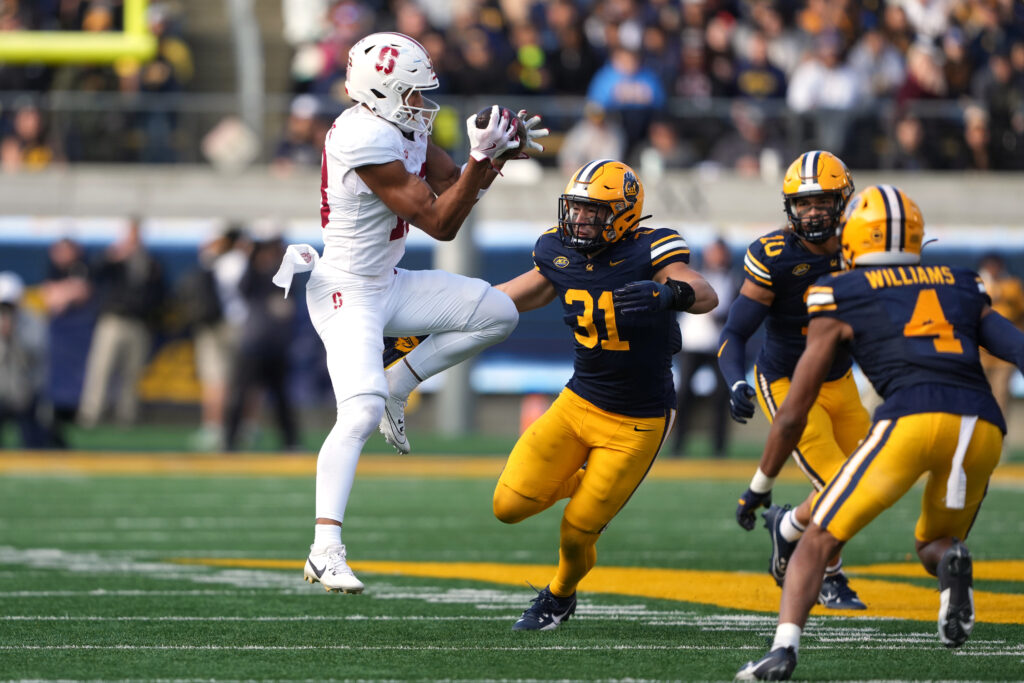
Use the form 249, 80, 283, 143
979, 311, 1024, 370
717, 294, 770, 387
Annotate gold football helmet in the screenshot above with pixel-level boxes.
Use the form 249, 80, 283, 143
839, 184, 924, 268
558, 159, 647, 251
782, 150, 854, 244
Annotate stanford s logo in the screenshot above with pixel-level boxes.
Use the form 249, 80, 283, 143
554, 256, 570, 268
376, 46, 399, 74
622, 172, 639, 204
792, 263, 810, 276
332, 291, 343, 309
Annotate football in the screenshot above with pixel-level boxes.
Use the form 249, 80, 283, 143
475, 105, 528, 160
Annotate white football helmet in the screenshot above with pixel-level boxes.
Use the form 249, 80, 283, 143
345, 32, 440, 135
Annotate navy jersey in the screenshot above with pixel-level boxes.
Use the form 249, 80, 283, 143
807, 265, 1004, 432
742, 228, 851, 382
533, 226, 690, 417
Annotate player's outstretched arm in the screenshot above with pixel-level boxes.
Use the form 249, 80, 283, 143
718, 280, 773, 423
495, 269, 556, 313
979, 307, 1024, 371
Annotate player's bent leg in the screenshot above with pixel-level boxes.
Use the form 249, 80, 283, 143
780, 523, 841, 626
492, 481, 550, 524
550, 517, 599, 597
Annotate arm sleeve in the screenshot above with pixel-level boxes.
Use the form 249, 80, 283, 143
717, 294, 770, 387
979, 310, 1024, 371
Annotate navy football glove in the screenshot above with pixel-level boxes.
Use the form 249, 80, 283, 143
729, 380, 757, 423
736, 487, 772, 531
612, 280, 674, 316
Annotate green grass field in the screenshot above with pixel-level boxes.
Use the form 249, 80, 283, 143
1, 452, 1022, 681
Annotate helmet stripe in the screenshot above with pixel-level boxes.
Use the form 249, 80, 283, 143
802, 151, 820, 181
878, 184, 903, 254
576, 159, 614, 183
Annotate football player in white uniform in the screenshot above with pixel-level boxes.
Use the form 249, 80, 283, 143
274, 32, 548, 594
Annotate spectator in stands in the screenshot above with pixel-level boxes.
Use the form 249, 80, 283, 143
223, 227, 300, 452
586, 46, 666, 154
449, 27, 509, 95
977, 253, 1024, 420
557, 101, 627, 176
787, 31, 866, 156
898, 41, 948, 108
887, 112, 934, 170
674, 30, 712, 101
960, 103, 993, 170
0, 271, 59, 449
672, 239, 739, 458
543, 2, 601, 95
634, 117, 697, 176
508, 21, 550, 95
272, 94, 322, 177
0, 98, 57, 173
734, 30, 787, 100
941, 27, 974, 98
77, 218, 165, 428
971, 49, 1024, 170
40, 238, 93, 435
704, 11, 738, 96
848, 26, 906, 101
708, 100, 785, 178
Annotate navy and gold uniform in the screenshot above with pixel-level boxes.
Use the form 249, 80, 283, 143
742, 229, 870, 488
807, 265, 1003, 542
537, 226, 688, 417
497, 225, 690, 543
491, 160, 713, 621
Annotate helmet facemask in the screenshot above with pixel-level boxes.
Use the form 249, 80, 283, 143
558, 196, 617, 252
784, 191, 845, 244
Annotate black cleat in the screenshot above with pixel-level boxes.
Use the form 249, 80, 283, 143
937, 539, 974, 648
735, 646, 797, 681
818, 571, 866, 610
511, 586, 577, 631
763, 504, 797, 587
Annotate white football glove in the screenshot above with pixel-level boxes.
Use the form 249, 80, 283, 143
466, 105, 518, 162
511, 109, 549, 159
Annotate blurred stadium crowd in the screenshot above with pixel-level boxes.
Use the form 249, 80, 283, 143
1, 0, 1023, 171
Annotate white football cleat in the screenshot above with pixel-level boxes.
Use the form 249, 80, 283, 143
303, 544, 364, 594
379, 395, 410, 454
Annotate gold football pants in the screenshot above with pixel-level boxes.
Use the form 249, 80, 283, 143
755, 367, 871, 490
493, 388, 672, 596
811, 414, 1002, 542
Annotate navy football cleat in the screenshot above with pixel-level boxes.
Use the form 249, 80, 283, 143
735, 646, 797, 681
818, 571, 866, 610
511, 586, 577, 631
937, 539, 974, 648
763, 504, 797, 587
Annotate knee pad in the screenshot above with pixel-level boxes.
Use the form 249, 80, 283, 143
470, 288, 519, 343
335, 394, 385, 443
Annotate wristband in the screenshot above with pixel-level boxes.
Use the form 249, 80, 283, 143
749, 467, 775, 494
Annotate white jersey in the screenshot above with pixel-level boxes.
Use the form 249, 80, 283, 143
319, 105, 428, 276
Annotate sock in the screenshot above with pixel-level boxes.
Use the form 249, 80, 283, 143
313, 523, 342, 551
385, 359, 421, 401
780, 509, 806, 543
825, 559, 842, 576
772, 622, 802, 653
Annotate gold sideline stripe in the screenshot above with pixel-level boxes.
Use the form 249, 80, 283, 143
171, 557, 1024, 624
3, 453, 1023, 483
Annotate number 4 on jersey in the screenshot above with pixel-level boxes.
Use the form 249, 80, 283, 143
903, 288, 963, 354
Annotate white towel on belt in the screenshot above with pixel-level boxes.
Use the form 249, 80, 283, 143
272, 243, 320, 298
945, 415, 978, 510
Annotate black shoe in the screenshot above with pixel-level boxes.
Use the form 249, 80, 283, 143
511, 585, 577, 631
818, 570, 866, 610
937, 539, 974, 648
763, 504, 796, 588
735, 646, 797, 681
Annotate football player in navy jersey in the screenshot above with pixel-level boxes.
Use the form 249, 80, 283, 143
719, 150, 870, 610
735, 186, 1024, 680
489, 159, 718, 630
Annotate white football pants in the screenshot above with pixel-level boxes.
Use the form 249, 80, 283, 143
306, 263, 518, 521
